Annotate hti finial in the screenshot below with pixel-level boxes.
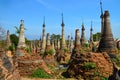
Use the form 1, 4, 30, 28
62, 13, 64, 23
43, 16, 45, 27
100, 0, 103, 15
21, 20, 24, 24
82, 18, 84, 26
90, 21, 93, 31
61, 13, 65, 26
82, 18, 85, 30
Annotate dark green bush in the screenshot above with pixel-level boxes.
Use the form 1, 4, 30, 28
8, 45, 15, 51
100, 76, 108, 80
31, 68, 51, 78
84, 62, 96, 70
26, 47, 31, 53
45, 49, 54, 55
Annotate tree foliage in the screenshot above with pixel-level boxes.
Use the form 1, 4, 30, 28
10, 34, 18, 48
93, 32, 101, 41
50, 34, 61, 41
14, 26, 20, 35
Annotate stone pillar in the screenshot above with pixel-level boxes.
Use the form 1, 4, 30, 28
70, 36, 74, 53
17, 20, 26, 48
57, 39, 60, 50
52, 40, 56, 55
67, 35, 70, 50
61, 14, 66, 49
41, 18, 46, 53
98, 11, 117, 53
36, 39, 41, 53
46, 33, 51, 49
90, 22, 93, 50
71, 29, 81, 59
6, 30, 11, 49
80, 22, 86, 47
54, 39, 57, 50
75, 29, 81, 49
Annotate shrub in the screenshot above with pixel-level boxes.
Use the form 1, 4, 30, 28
84, 62, 96, 70
100, 76, 108, 80
8, 45, 15, 51
64, 48, 69, 53
94, 71, 100, 76
26, 47, 31, 53
45, 49, 54, 55
31, 68, 51, 78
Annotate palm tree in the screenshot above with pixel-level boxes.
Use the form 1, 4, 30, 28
14, 26, 27, 36
14, 26, 20, 35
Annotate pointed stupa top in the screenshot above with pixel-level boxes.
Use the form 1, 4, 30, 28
100, 0, 104, 18
82, 19, 85, 31
43, 16, 45, 27
90, 21, 93, 32
21, 20, 24, 25
61, 13, 65, 27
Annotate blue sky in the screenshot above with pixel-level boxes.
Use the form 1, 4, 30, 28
0, 0, 120, 40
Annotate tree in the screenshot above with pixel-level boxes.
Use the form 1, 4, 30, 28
10, 34, 19, 48
14, 26, 20, 35
50, 34, 61, 41
93, 32, 101, 41
14, 26, 27, 36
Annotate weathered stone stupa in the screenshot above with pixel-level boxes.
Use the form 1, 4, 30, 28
70, 36, 74, 53
6, 30, 11, 49
41, 17, 46, 53
57, 39, 60, 50
67, 35, 70, 50
74, 29, 81, 50
17, 20, 26, 48
71, 29, 81, 59
98, 1, 117, 53
46, 33, 51, 49
51, 40, 55, 55
61, 13, 66, 49
80, 21, 86, 47
89, 22, 93, 49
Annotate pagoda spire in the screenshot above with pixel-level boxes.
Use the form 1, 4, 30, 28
61, 13, 65, 27
90, 21, 93, 50
100, 0, 103, 17
61, 13, 66, 49
90, 21, 93, 32
81, 19, 85, 47
100, 0, 104, 35
41, 16, 46, 53
43, 16, 45, 27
